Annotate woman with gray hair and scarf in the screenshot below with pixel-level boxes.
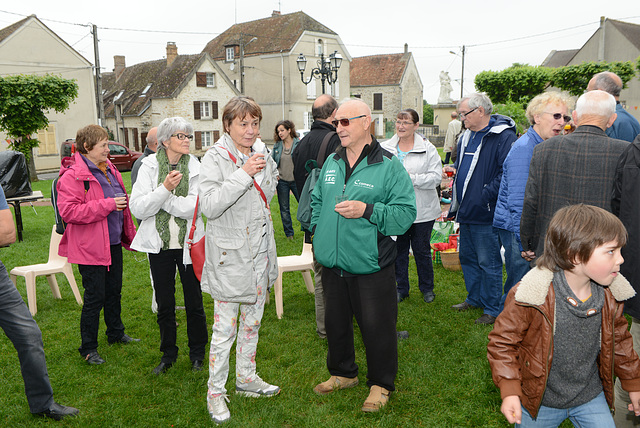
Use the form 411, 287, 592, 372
130, 117, 208, 375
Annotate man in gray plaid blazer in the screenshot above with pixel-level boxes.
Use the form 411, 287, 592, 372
520, 90, 629, 260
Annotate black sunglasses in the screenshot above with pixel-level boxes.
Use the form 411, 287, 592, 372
544, 112, 572, 123
331, 115, 366, 128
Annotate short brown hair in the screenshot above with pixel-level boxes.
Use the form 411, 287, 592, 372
397, 108, 419, 124
222, 96, 262, 134
536, 204, 627, 271
75, 124, 108, 154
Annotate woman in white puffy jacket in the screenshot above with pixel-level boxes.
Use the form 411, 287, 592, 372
381, 109, 443, 304
129, 117, 207, 376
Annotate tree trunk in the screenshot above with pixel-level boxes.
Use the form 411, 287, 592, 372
27, 147, 38, 182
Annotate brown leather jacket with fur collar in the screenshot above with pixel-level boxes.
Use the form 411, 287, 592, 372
487, 267, 640, 418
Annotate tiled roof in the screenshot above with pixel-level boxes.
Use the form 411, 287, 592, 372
202, 11, 336, 60
0, 15, 31, 44
102, 54, 205, 117
540, 49, 579, 68
610, 19, 640, 51
350, 53, 409, 86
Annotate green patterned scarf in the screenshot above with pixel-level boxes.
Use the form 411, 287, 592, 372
155, 149, 190, 249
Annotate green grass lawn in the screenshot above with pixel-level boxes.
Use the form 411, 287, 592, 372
0, 172, 516, 427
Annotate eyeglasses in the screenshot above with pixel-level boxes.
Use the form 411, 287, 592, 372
331, 115, 366, 128
171, 133, 193, 141
396, 120, 415, 127
458, 107, 479, 119
543, 112, 572, 123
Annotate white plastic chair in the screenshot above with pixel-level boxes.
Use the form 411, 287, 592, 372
273, 242, 315, 319
10, 225, 83, 316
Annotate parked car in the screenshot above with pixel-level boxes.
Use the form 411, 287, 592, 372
60, 139, 143, 172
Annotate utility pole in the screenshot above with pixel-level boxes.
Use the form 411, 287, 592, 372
92, 24, 105, 126
460, 45, 466, 99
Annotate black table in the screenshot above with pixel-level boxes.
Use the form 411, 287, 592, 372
6, 191, 44, 241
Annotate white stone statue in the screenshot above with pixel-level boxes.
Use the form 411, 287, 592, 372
438, 71, 454, 104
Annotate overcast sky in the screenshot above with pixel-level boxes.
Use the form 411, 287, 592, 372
2, 1, 639, 104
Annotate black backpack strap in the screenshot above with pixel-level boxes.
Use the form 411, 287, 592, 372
317, 131, 336, 169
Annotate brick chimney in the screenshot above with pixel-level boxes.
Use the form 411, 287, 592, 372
404, 43, 408, 54
272, 10, 281, 17
114, 55, 126, 81
166, 42, 178, 67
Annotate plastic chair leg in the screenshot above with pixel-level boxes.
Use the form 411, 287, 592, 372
25, 272, 37, 316
302, 270, 315, 293
275, 270, 284, 319
62, 264, 83, 306
46, 275, 62, 299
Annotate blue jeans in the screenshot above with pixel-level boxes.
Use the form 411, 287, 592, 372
395, 220, 435, 296
497, 228, 531, 311
459, 223, 503, 317
276, 180, 299, 237
0, 262, 54, 413
517, 391, 614, 427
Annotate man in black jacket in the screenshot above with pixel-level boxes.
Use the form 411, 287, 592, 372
612, 133, 640, 426
292, 94, 341, 339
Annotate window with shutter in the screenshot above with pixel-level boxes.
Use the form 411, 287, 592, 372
206, 73, 215, 87
212, 101, 219, 119
37, 124, 57, 155
193, 101, 201, 120
196, 72, 207, 87
195, 131, 202, 150
132, 128, 139, 151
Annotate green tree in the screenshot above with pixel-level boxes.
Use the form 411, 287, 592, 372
475, 64, 553, 104
423, 101, 434, 124
493, 101, 529, 135
0, 74, 78, 180
550, 61, 636, 96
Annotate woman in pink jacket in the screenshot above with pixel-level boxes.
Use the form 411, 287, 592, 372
56, 125, 138, 365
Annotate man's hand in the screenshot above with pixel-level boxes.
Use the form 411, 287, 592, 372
628, 391, 640, 416
335, 200, 366, 219
501, 395, 522, 424
521, 250, 536, 261
0, 209, 16, 247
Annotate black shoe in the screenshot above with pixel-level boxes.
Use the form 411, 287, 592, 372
475, 314, 497, 325
35, 401, 79, 421
84, 351, 105, 365
192, 360, 204, 372
423, 291, 436, 303
451, 301, 476, 311
108, 334, 141, 345
153, 361, 173, 375
397, 292, 409, 303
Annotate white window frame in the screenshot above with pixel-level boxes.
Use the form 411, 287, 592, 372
201, 101, 212, 119
202, 131, 213, 147
140, 83, 152, 97
206, 73, 215, 87
306, 80, 316, 100
226, 47, 235, 62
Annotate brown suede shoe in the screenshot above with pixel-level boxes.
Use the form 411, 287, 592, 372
313, 375, 359, 395
361, 385, 391, 412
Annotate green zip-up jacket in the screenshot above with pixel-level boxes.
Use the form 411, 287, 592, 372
310, 137, 416, 275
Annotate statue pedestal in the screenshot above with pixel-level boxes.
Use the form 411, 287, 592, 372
432, 103, 458, 143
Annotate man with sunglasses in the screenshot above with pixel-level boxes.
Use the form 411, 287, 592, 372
445, 93, 517, 325
521, 90, 629, 262
587, 71, 640, 143
310, 99, 416, 413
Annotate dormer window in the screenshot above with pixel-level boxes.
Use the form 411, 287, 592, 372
140, 83, 152, 96
226, 47, 235, 62
114, 90, 124, 102
316, 39, 324, 56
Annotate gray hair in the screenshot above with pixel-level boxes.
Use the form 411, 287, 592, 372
575, 90, 616, 119
591, 72, 622, 97
526, 92, 574, 125
458, 93, 493, 115
157, 117, 194, 150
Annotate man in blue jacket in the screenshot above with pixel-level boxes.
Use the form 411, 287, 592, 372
310, 99, 416, 412
445, 93, 517, 325
588, 71, 640, 143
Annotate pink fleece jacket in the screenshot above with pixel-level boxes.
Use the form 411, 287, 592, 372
56, 152, 136, 266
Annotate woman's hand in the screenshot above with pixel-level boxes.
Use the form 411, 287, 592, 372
114, 197, 127, 211
163, 170, 183, 191
242, 153, 267, 177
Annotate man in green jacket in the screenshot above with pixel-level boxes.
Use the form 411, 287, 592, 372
310, 99, 416, 412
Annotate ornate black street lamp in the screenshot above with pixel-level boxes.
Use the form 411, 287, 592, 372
297, 50, 342, 95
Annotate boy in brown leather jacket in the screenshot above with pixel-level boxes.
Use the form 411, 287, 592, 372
488, 204, 640, 427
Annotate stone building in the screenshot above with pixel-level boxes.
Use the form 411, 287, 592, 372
202, 10, 351, 141
350, 45, 423, 139
101, 43, 239, 155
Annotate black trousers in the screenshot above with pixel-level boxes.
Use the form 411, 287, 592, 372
149, 249, 207, 363
78, 244, 125, 356
323, 264, 398, 391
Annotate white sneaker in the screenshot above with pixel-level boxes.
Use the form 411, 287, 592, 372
208, 394, 230, 424
236, 375, 280, 397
